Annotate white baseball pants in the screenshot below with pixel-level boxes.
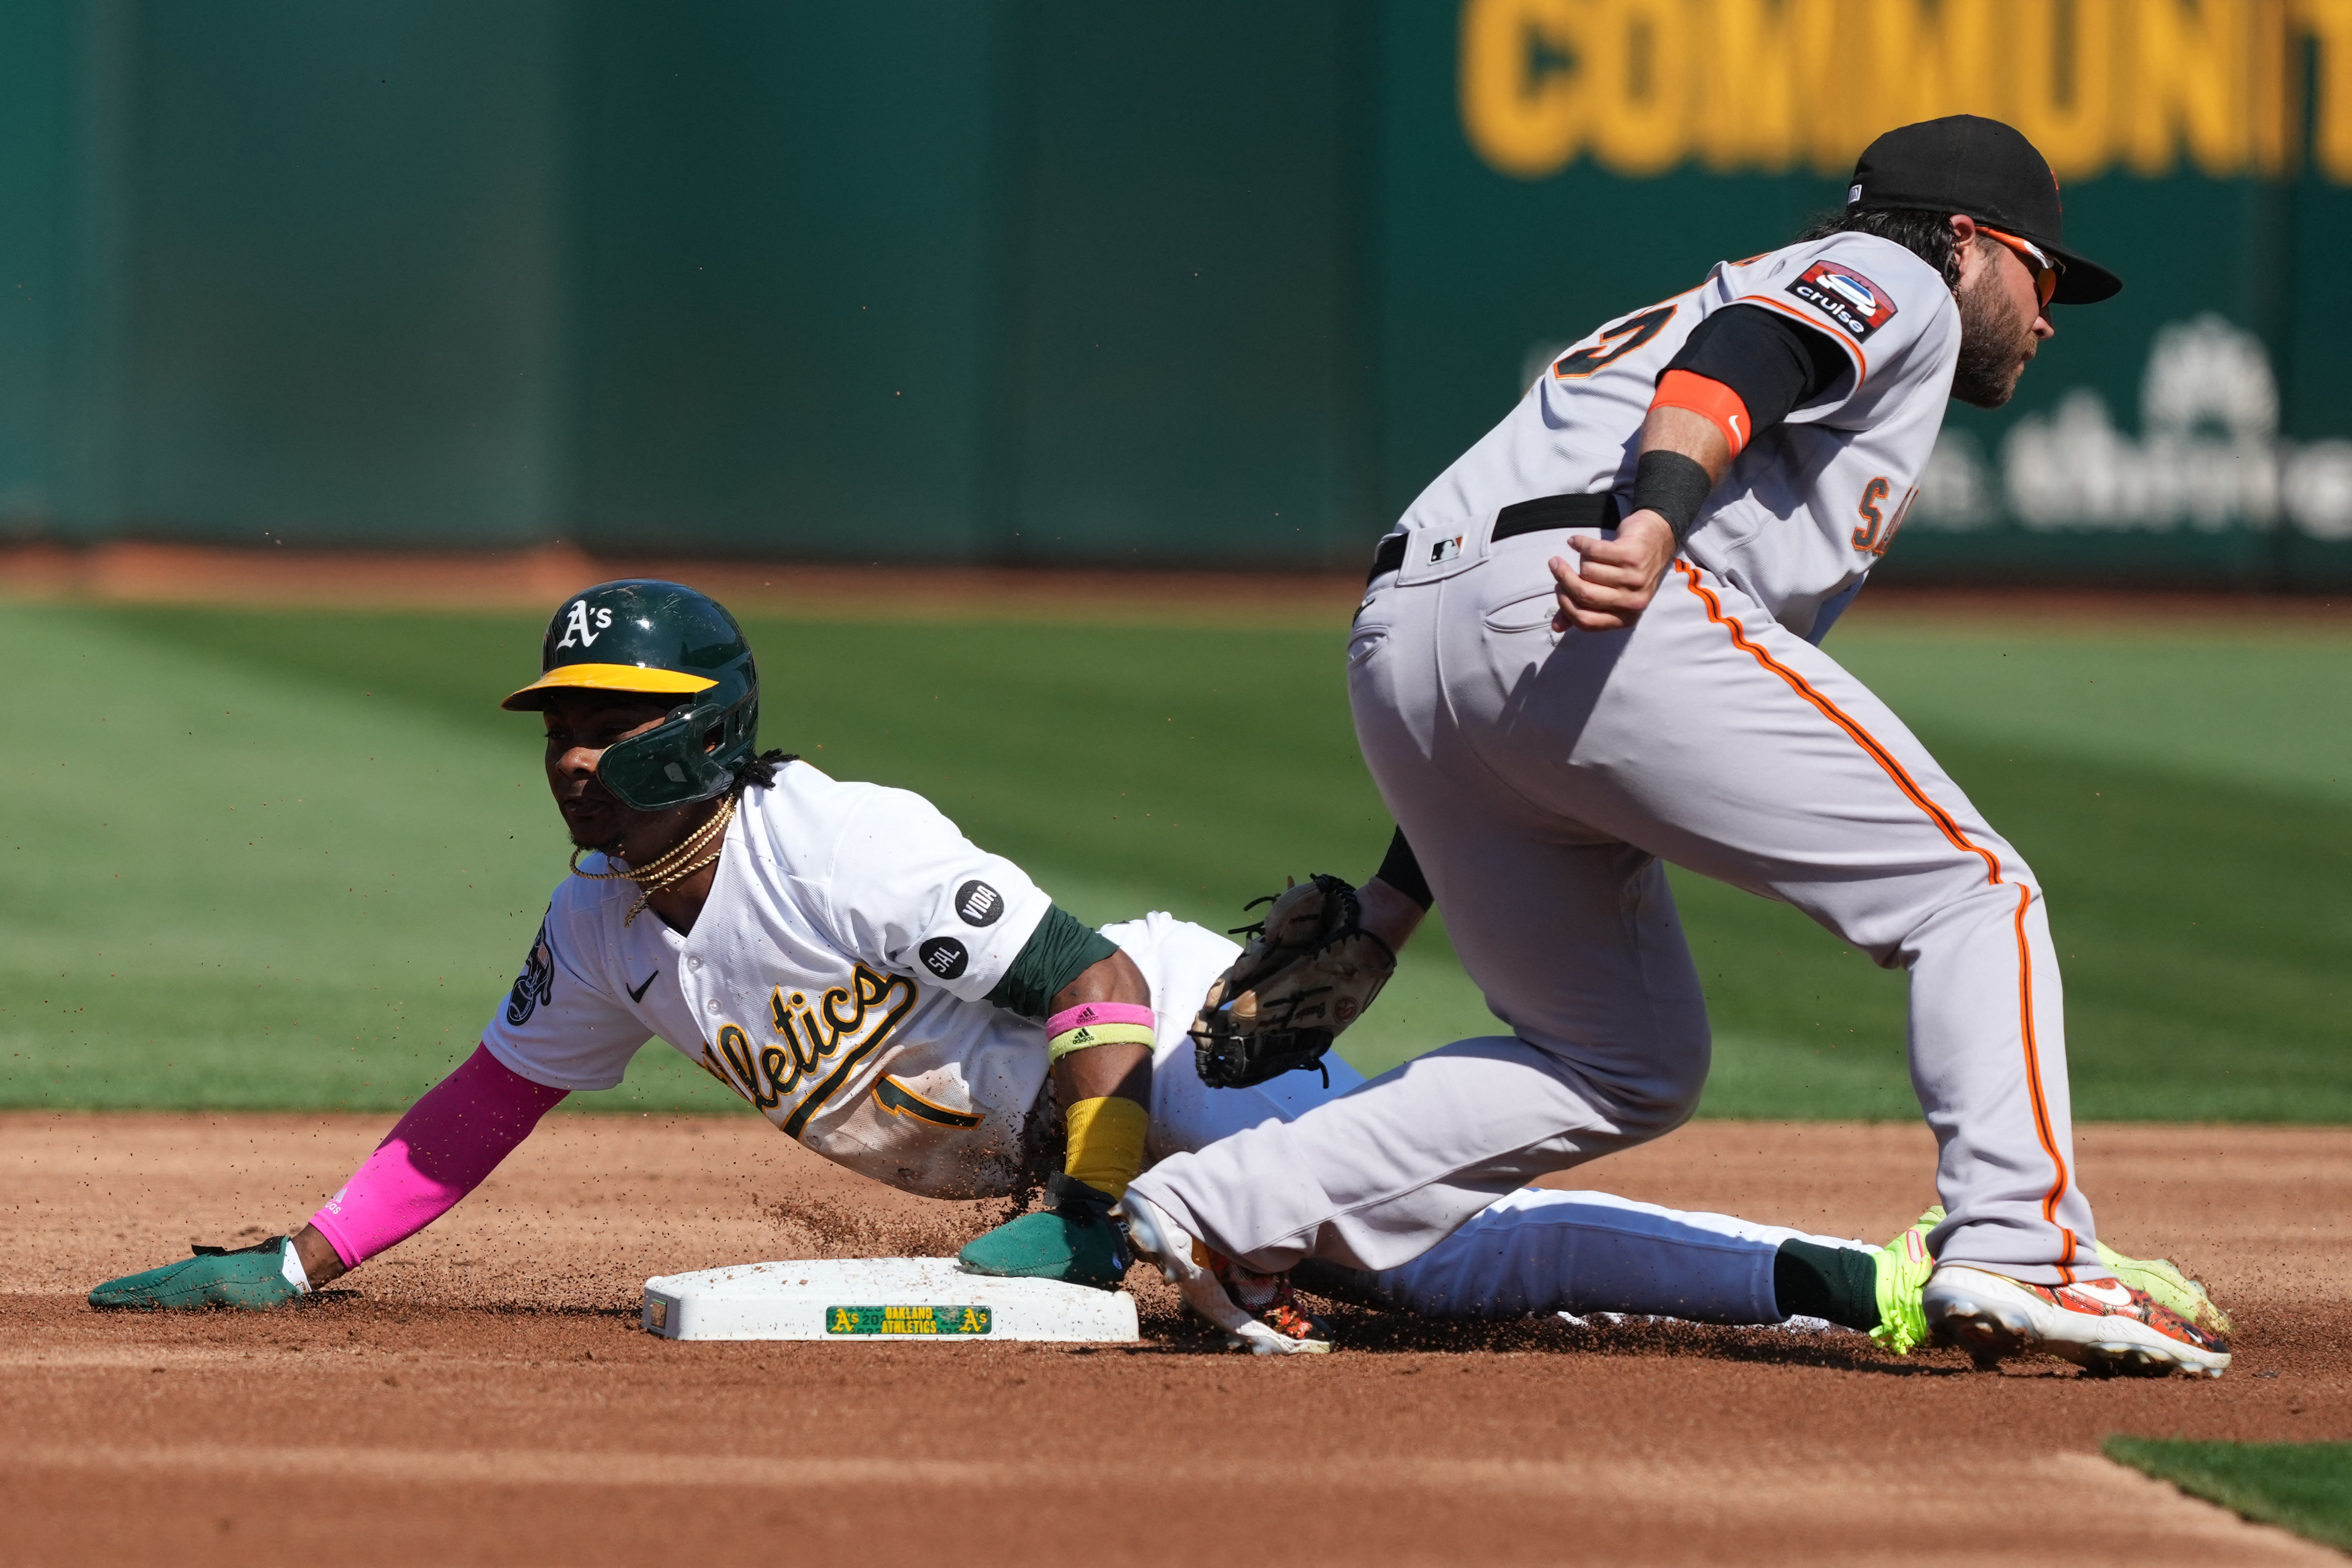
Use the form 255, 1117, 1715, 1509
1126, 530, 2104, 1287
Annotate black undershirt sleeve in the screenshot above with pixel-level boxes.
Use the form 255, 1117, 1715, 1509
1662, 304, 1852, 438
1373, 826, 1434, 912
985, 903, 1120, 1018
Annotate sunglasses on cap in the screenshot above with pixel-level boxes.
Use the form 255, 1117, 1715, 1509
1981, 227, 2059, 310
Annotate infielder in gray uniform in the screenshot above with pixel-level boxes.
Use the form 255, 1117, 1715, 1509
1121, 116, 2233, 1377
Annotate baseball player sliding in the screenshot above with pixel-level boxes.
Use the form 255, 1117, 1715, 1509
1120, 115, 2235, 1376
84, 579, 2225, 1357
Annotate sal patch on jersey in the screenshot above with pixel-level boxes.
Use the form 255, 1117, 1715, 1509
1786, 262, 1898, 341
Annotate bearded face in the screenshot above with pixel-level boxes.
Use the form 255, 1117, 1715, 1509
1949, 240, 2041, 410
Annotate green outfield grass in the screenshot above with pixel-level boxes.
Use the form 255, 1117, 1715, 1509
4, 600, 2346, 1120
2105, 1438, 2352, 1551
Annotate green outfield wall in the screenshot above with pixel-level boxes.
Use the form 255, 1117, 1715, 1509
2, 1, 2348, 584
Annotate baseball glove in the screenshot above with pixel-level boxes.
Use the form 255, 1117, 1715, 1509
1191, 874, 1395, 1090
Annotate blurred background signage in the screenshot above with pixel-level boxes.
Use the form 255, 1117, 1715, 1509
1460, 0, 2344, 183
0, 0, 2341, 585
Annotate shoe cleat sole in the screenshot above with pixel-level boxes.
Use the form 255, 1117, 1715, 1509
1924, 1265, 2229, 1379
2078, 1343, 2191, 1379
1926, 1290, 2039, 1360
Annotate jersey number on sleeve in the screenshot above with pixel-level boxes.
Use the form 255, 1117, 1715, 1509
1553, 304, 1677, 379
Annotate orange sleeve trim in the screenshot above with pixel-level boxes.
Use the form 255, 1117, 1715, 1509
1671, 559, 2077, 1277
1651, 369, 1754, 457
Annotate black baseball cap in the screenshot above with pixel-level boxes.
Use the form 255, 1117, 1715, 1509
1846, 115, 2120, 305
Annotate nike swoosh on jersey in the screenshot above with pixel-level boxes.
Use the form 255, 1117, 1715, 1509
627, 971, 659, 1003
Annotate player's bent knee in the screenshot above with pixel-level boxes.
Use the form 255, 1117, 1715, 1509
1628, 1074, 1706, 1143
1646, 1020, 1714, 1132
1904, 862, 2051, 957
1584, 1023, 1711, 1148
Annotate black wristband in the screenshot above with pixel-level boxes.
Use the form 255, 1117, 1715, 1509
1373, 826, 1433, 912
1630, 449, 1714, 544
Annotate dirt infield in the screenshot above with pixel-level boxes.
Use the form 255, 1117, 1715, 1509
0, 540, 1370, 625
6, 1114, 2347, 1566
6, 539, 2350, 629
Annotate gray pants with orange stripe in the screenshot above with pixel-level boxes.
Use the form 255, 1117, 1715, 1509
1124, 537, 2105, 1288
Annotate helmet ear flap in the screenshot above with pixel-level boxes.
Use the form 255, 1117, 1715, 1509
591, 682, 762, 812
595, 700, 735, 811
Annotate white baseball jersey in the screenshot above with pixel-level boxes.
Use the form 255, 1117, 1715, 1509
1396, 231, 1960, 641
486, 762, 1073, 1198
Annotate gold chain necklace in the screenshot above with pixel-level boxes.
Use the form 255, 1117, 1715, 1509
570, 796, 738, 926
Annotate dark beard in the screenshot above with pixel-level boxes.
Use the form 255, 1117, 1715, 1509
1951, 269, 2035, 409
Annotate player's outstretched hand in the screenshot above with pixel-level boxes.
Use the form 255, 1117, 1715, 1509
89, 1236, 306, 1312
1551, 509, 1680, 632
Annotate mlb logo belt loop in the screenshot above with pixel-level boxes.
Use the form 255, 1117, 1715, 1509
1366, 491, 1624, 582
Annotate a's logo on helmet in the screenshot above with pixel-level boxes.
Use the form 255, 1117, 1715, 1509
556, 600, 615, 651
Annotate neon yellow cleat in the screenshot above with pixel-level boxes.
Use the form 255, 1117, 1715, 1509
1873, 1211, 2233, 1366
1869, 1206, 1945, 1355
2096, 1240, 2233, 1341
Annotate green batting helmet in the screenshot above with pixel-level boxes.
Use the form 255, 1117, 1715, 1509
501, 579, 760, 811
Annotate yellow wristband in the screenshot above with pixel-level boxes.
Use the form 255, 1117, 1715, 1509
1063, 1094, 1150, 1199
1047, 1020, 1157, 1061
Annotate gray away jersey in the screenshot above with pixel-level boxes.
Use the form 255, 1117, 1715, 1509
1396, 231, 1961, 641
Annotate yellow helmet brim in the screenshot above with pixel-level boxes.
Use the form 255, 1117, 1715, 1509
500, 662, 719, 712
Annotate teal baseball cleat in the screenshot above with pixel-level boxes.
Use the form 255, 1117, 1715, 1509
957, 1176, 1130, 1291
90, 1237, 308, 1311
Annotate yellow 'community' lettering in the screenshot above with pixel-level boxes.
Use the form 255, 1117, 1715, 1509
1461, 0, 2352, 183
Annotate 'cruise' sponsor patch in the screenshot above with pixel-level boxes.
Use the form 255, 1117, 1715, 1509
1785, 261, 1898, 340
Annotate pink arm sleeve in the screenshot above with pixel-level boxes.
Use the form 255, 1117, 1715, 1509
308, 1043, 569, 1269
